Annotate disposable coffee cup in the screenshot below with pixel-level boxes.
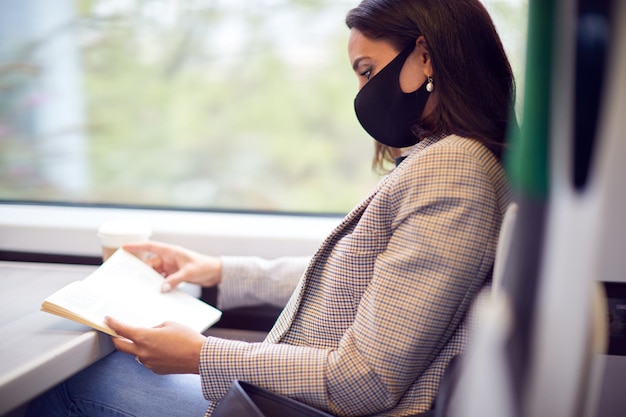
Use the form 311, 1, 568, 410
97, 219, 152, 262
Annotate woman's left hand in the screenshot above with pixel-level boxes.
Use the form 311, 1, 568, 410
105, 316, 207, 375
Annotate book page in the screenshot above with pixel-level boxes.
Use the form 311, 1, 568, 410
42, 280, 159, 331
42, 249, 221, 334
82, 248, 166, 296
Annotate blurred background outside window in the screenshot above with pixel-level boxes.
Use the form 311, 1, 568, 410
0, 0, 528, 214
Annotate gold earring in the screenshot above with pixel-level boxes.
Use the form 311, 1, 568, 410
426, 76, 434, 93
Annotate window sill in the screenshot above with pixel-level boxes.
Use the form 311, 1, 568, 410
0, 204, 341, 259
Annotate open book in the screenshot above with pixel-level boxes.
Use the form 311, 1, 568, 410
41, 249, 222, 336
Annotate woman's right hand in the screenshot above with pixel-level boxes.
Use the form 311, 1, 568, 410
123, 241, 222, 293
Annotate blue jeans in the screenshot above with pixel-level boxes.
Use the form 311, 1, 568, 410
25, 351, 210, 417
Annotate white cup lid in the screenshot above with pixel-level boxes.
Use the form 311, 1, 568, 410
98, 219, 152, 248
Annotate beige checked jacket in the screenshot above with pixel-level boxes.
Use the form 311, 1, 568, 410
200, 134, 511, 416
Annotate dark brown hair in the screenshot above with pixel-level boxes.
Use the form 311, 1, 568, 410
346, 0, 516, 169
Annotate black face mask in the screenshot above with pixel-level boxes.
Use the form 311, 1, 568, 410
354, 45, 430, 148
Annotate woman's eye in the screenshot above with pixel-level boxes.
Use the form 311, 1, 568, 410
360, 68, 372, 79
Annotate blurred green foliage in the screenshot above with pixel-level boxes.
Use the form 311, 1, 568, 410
80, 0, 379, 213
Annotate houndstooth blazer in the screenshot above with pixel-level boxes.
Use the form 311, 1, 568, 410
200, 134, 511, 416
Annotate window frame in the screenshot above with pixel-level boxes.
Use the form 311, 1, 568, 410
0, 203, 341, 260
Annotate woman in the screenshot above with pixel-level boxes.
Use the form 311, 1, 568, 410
27, 0, 514, 416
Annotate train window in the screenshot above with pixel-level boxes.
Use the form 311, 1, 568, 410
0, 0, 527, 214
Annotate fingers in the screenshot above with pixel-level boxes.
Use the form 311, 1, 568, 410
106, 316, 141, 342
105, 317, 164, 363
123, 241, 172, 257
146, 255, 164, 271
123, 241, 220, 290
124, 241, 174, 276
111, 337, 135, 355
121, 242, 180, 292
160, 271, 187, 292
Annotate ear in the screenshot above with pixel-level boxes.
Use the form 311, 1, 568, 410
415, 35, 433, 77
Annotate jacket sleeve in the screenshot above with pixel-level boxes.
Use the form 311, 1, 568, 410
217, 256, 310, 310
200, 142, 502, 416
